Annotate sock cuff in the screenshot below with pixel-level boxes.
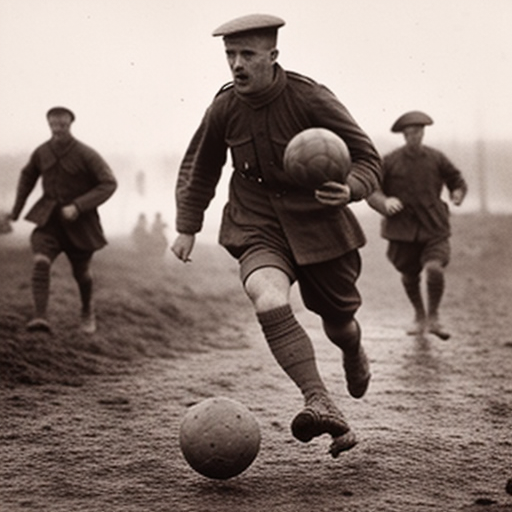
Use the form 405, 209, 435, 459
256, 304, 293, 325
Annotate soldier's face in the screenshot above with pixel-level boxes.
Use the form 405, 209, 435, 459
48, 114, 73, 143
224, 34, 278, 94
403, 126, 424, 149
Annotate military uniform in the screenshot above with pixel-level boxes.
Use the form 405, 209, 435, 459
10, 107, 116, 333
178, 64, 380, 257
367, 110, 468, 338
12, 137, 117, 253
174, 14, 380, 456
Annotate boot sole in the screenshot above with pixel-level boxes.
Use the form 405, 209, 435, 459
291, 407, 349, 443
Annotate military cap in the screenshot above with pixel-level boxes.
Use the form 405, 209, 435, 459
46, 106, 75, 122
212, 14, 285, 37
391, 111, 433, 132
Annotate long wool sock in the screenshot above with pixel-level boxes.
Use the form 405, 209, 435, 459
32, 259, 50, 318
77, 276, 93, 314
401, 274, 426, 320
426, 267, 444, 319
257, 305, 327, 401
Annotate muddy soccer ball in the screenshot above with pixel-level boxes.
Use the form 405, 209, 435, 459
179, 397, 261, 480
283, 127, 351, 189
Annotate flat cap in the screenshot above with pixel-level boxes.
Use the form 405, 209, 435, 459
212, 14, 285, 37
391, 111, 433, 132
46, 106, 75, 122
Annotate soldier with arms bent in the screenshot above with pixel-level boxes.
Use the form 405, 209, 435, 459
172, 15, 381, 456
367, 111, 467, 339
9, 107, 117, 334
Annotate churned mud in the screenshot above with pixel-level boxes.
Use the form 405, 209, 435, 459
1, 213, 512, 512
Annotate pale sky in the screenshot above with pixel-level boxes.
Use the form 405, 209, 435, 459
1, 0, 511, 158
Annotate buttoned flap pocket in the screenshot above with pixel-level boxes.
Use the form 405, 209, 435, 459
270, 136, 288, 169
227, 136, 260, 179
426, 200, 450, 229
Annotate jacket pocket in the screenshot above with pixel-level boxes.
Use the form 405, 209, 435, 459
270, 136, 288, 169
424, 200, 450, 232
227, 136, 260, 181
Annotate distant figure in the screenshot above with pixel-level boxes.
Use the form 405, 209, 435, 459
132, 212, 150, 251
8, 106, 117, 334
367, 111, 467, 339
135, 170, 146, 197
149, 212, 168, 256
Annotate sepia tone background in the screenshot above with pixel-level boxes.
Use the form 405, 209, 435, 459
1, 1, 511, 511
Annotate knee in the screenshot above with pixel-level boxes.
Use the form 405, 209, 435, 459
401, 273, 420, 285
424, 260, 444, 279
323, 318, 361, 351
71, 261, 92, 283
33, 254, 51, 269
74, 268, 92, 284
244, 268, 290, 313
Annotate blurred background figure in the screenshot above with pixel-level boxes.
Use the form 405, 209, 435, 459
131, 212, 150, 252
367, 111, 467, 340
135, 170, 146, 197
8, 106, 117, 334
149, 212, 168, 256
131, 211, 168, 257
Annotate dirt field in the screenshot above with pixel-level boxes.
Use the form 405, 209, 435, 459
1, 213, 512, 512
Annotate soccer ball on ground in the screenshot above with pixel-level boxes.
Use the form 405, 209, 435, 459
179, 396, 261, 480
283, 127, 351, 189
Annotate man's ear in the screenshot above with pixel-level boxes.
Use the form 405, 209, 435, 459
270, 48, 279, 63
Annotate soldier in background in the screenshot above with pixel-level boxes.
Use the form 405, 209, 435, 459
9, 106, 117, 334
367, 111, 467, 339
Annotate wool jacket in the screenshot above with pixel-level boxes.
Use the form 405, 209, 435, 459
11, 137, 117, 251
176, 65, 382, 265
375, 145, 468, 242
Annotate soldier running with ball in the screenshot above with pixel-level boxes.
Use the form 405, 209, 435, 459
172, 14, 381, 456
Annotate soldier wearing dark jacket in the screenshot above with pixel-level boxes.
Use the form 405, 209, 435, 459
367, 110, 467, 339
9, 106, 117, 334
172, 14, 382, 457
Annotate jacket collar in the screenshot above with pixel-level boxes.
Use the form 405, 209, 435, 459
49, 137, 77, 158
235, 64, 287, 109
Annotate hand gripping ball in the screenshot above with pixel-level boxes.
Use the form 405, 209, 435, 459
283, 127, 352, 189
179, 397, 261, 479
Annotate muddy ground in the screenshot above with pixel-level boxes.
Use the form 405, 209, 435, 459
1, 213, 512, 512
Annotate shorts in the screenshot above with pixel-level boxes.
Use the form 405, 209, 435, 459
239, 243, 362, 324
386, 238, 450, 275
30, 215, 93, 265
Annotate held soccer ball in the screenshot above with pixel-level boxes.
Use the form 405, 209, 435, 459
179, 397, 261, 480
283, 127, 351, 189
